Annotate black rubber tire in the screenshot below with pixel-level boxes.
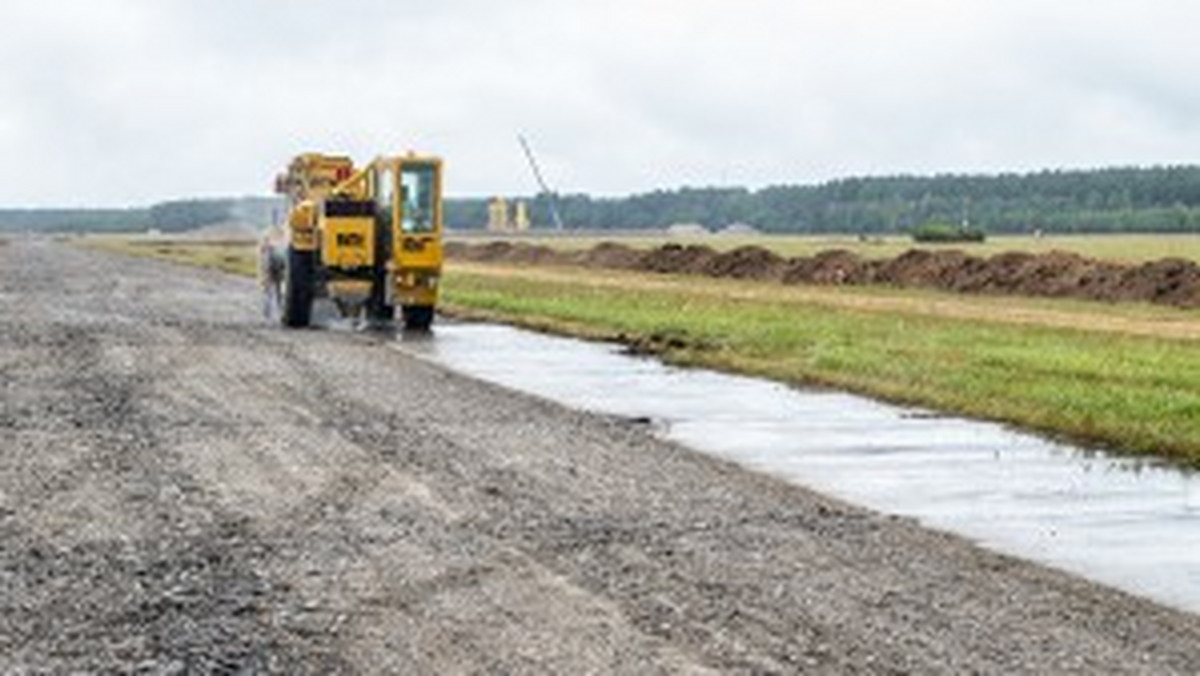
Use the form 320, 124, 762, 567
401, 304, 434, 331
367, 298, 396, 323
366, 218, 395, 323
281, 247, 315, 328
366, 273, 395, 323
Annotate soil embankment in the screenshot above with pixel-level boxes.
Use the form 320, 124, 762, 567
446, 240, 1200, 308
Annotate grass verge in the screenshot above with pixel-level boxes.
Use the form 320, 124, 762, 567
443, 265, 1200, 467
80, 237, 1200, 466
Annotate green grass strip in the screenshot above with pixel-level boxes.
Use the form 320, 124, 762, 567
443, 270, 1200, 467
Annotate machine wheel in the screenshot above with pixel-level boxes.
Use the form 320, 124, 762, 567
282, 247, 315, 328
366, 276, 395, 323
367, 299, 396, 323
401, 304, 434, 331
367, 217, 395, 324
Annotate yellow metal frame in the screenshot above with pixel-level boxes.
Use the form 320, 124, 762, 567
278, 151, 445, 313
388, 155, 443, 309
287, 203, 318, 251
319, 216, 375, 269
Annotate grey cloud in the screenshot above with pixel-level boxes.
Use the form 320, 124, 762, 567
2, 1, 1200, 207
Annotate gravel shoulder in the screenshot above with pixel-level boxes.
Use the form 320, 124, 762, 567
2, 237, 1198, 674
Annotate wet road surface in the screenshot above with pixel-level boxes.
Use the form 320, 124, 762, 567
400, 322, 1200, 615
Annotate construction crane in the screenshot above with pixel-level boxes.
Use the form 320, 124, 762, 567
273, 152, 444, 330
518, 135, 565, 231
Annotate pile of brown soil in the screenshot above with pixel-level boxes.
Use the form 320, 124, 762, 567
571, 242, 644, 269
875, 250, 983, 289
499, 243, 559, 265
782, 250, 877, 285
445, 240, 519, 262
1115, 258, 1200, 306
701, 246, 786, 280
447, 240, 1200, 308
638, 243, 718, 274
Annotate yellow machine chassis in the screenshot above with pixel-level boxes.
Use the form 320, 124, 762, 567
275, 152, 444, 329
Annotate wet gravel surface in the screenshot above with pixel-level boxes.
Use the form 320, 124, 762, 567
2, 237, 1199, 674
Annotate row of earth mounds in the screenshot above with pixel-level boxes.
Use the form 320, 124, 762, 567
444, 240, 1200, 308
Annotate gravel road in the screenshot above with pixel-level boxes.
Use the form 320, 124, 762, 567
2, 237, 1198, 674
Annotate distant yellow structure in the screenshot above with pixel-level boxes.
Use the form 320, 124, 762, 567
514, 200, 530, 231
487, 197, 531, 233
487, 197, 508, 231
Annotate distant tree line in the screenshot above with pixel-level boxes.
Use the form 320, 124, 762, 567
0, 208, 151, 233
10, 165, 1200, 235
0, 198, 242, 234
147, 199, 236, 232
448, 165, 1200, 234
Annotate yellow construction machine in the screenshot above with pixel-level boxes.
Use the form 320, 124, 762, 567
274, 152, 444, 330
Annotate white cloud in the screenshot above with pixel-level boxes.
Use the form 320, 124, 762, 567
2, 0, 1200, 206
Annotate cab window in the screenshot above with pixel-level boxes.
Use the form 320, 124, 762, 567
400, 164, 437, 233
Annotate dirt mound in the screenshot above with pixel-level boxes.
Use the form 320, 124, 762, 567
500, 243, 561, 265
446, 240, 1200, 308
637, 243, 717, 275
1115, 257, 1200, 307
948, 251, 1034, 293
875, 249, 984, 289
456, 240, 518, 262
572, 242, 644, 269
782, 250, 874, 285
1007, 251, 1094, 297
701, 246, 786, 280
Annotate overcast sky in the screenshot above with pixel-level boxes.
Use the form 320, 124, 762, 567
3, 1, 1200, 207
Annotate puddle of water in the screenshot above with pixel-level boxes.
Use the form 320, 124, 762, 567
398, 322, 1200, 615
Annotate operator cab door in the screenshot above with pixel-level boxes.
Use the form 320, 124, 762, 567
395, 159, 442, 270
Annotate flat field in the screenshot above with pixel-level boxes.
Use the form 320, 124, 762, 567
83, 234, 1200, 466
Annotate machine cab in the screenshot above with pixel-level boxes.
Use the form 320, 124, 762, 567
371, 154, 443, 320
374, 155, 443, 272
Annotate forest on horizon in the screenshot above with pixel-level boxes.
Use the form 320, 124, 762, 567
7, 165, 1200, 235
466, 165, 1200, 235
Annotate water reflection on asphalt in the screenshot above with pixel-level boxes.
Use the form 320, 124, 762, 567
397, 322, 1200, 615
